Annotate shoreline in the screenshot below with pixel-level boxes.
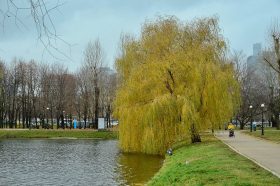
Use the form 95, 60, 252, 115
0, 129, 118, 140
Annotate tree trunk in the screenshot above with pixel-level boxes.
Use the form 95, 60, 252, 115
51, 110, 53, 129
276, 115, 280, 130
272, 114, 279, 129
190, 123, 201, 143
107, 105, 111, 128
56, 117, 60, 129
61, 114, 64, 129
240, 122, 245, 130
84, 115, 87, 129
78, 113, 81, 129
35, 114, 38, 129
0, 109, 3, 128
11, 96, 16, 128
69, 114, 72, 129
15, 108, 18, 128
94, 86, 99, 129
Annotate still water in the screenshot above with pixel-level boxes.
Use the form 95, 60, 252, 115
0, 139, 163, 186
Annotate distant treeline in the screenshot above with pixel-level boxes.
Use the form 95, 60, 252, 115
0, 44, 116, 129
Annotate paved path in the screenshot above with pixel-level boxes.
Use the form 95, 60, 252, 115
215, 130, 280, 178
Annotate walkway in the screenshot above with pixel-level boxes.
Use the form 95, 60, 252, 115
215, 130, 280, 178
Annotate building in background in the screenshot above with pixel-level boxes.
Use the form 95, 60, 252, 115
253, 43, 262, 56
247, 43, 263, 74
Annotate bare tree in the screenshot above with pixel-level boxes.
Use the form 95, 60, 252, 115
53, 64, 68, 129
63, 73, 77, 129
0, 57, 117, 130
17, 60, 27, 128
231, 51, 268, 129
84, 39, 104, 129
263, 21, 280, 129
0, 60, 5, 128
76, 67, 91, 128
5, 59, 20, 128
26, 60, 39, 128
99, 68, 117, 128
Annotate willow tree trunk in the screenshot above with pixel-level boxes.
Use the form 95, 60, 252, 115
190, 123, 201, 143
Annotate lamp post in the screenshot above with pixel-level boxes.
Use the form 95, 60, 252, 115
46, 107, 49, 128
249, 105, 253, 132
63, 110, 65, 129
66, 114, 68, 129
261, 103, 265, 135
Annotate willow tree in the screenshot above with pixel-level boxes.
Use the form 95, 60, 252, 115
114, 16, 240, 155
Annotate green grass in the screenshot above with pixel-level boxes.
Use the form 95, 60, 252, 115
0, 129, 118, 139
148, 133, 280, 186
243, 129, 280, 143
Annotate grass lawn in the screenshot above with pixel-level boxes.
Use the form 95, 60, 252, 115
0, 129, 118, 139
243, 128, 280, 143
148, 133, 280, 186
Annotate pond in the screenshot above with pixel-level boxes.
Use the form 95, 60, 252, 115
0, 139, 163, 185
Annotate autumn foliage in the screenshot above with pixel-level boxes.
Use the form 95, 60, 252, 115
114, 16, 240, 155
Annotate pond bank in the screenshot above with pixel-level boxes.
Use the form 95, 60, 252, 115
148, 133, 280, 185
0, 129, 118, 139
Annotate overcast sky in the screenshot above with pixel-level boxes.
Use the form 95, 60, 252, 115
0, 0, 279, 72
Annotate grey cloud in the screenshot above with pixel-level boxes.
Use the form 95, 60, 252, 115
0, 0, 280, 70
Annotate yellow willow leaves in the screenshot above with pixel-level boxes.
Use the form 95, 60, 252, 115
114, 16, 240, 155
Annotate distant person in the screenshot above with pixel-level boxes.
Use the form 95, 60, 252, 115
228, 123, 235, 137
253, 121, 257, 131
228, 123, 235, 130
73, 119, 77, 129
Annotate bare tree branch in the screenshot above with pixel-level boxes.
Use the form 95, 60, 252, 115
263, 57, 280, 74
0, 0, 71, 61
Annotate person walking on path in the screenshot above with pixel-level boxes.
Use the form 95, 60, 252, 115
215, 130, 280, 178
227, 122, 235, 137
227, 122, 235, 130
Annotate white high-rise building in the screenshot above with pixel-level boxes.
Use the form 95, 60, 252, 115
247, 43, 263, 74
253, 43, 262, 56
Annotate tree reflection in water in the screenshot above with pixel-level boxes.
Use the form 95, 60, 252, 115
115, 152, 164, 185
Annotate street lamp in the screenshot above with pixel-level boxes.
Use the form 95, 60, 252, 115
63, 111, 65, 129
66, 114, 68, 128
261, 103, 265, 135
249, 105, 253, 132
46, 107, 50, 128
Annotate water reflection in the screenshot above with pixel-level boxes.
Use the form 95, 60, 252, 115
0, 139, 163, 186
116, 153, 164, 185
0, 139, 120, 186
